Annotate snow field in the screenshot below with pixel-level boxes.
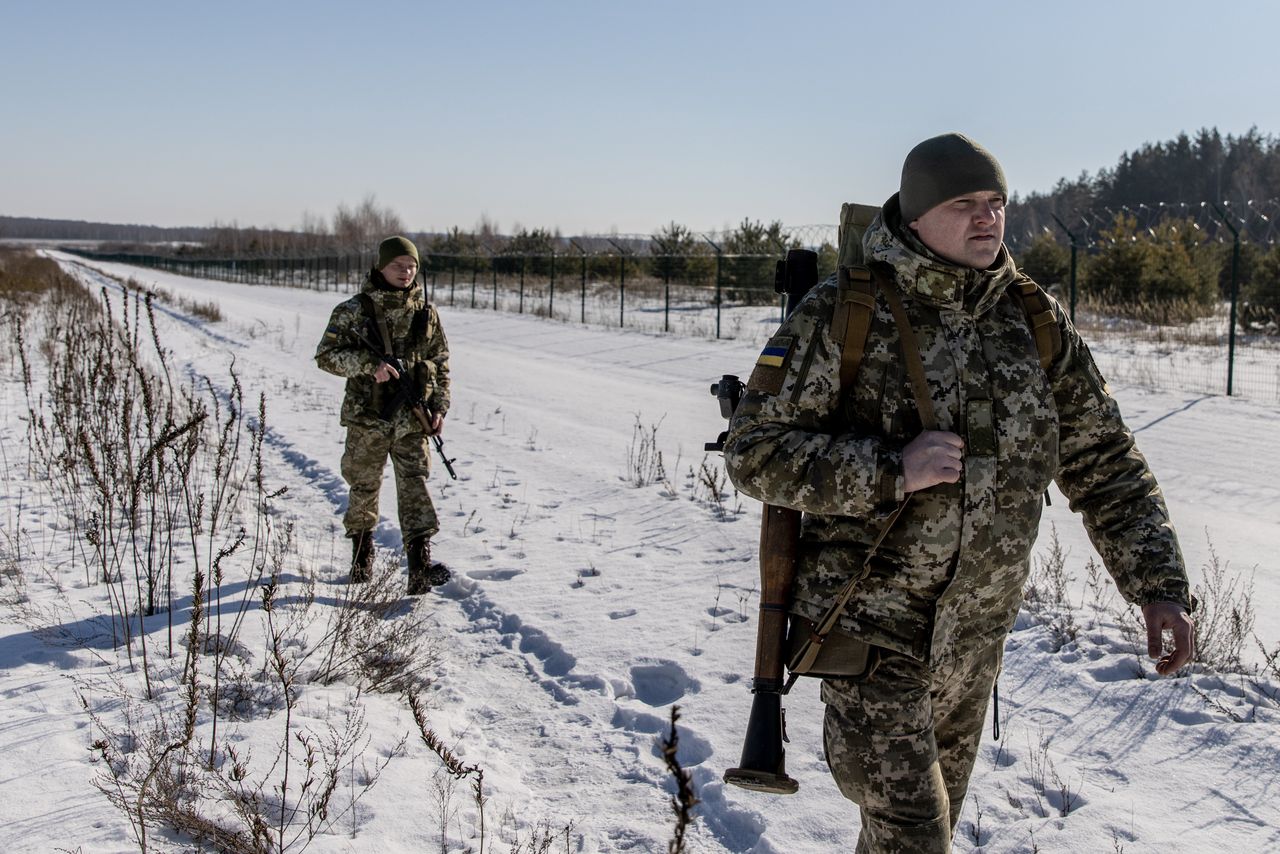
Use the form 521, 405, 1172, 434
0, 253, 1276, 852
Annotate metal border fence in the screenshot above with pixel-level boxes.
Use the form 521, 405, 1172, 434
64, 204, 1280, 402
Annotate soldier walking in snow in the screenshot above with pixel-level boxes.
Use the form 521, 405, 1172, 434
723, 134, 1195, 852
316, 235, 451, 595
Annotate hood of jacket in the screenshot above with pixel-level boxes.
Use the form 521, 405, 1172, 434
863, 193, 1020, 317
360, 270, 426, 311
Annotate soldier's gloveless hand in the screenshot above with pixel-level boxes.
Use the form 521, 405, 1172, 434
902, 430, 965, 493
1142, 601, 1195, 675
373, 361, 401, 384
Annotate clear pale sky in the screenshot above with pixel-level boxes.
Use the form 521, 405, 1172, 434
2, 0, 1276, 236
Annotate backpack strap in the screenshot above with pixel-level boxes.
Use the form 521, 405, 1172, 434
832, 264, 939, 432
833, 265, 877, 393
875, 270, 939, 432
1012, 278, 1062, 371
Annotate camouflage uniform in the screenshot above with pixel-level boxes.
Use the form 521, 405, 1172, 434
315, 273, 450, 544
723, 197, 1190, 851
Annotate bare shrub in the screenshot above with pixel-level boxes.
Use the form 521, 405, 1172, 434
662, 705, 699, 853
626, 413, 667, 488
686, 456, 740, 519
309, 553, 439, 694
180, 297, 224, 321
1253, 637, 1280, 707
408, 691, 585, 853
1022, 525, 1079, 650
1191, 535, 1256, 672
83, 574, 395, 854
0, 526, 29, 606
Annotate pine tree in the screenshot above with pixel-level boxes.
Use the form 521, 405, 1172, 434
1016, 233, 1071, 288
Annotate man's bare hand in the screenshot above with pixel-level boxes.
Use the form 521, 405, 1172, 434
373, 361, 400, 384
1142, 601, 1195, 675
903, 430, 964, 493
428, 412, 444, 436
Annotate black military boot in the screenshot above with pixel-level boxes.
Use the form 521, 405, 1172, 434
350, 531, 373, 583
406, 536, 449, 595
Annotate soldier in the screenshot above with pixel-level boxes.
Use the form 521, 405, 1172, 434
316, 235, 451, 595
723, 134, 1195, 853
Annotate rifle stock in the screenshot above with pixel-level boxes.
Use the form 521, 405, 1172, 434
722, 503, 801, 794
751, 504, 802, 690
718, 248, 819, 796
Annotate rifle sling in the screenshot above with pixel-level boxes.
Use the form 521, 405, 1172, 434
356, 292, 396, 361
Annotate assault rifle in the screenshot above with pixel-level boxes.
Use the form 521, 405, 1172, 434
351, 328, 459, 480
707, 248, 820, 795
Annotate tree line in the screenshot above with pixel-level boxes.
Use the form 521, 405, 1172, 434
9, 127, 1280, 326
1011, 126, 1280, 225
1007, 127, 1280, 328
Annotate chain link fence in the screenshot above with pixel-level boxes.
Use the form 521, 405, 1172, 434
66, 204, 1280, 402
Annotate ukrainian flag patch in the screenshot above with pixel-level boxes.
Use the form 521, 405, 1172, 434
747, 335, 794, 395
756, 338, 792, 368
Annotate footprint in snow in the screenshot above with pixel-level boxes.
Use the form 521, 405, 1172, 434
466, 568, 524, 582
628, 659, 698, 707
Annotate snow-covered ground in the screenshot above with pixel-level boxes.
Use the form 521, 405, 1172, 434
1, 253, 1277, 852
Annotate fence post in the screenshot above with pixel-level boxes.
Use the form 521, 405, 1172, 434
549, 250, 557, 319
492, 250, 498, 311
1050, 214, 1080, 323
608, 238, 628, 327
704, 236, 723, 339
1212, 203, 1241, 396
665, 273, 671, 333
519, 255, 526, 314
471, 254, 478, 308
570, 239, 587, 323
450, 254, 457, 306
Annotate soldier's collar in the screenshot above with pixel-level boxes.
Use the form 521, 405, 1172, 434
909, 266, 963, 305
899, 231, 1014, 310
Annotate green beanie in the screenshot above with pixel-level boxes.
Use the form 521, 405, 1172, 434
899, 133, 1008, 223
376, 235, 420, 269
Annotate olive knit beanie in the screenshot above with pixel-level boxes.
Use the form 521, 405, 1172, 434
376, 235, 420, 269
899, 133, 1007, 223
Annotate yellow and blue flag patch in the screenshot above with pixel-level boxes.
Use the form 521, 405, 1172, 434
748, 335, 794, 395
756, 341, 790, 368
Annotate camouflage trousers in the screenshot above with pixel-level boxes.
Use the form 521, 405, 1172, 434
821, 637, 1003, 854
340, 420, 439, 544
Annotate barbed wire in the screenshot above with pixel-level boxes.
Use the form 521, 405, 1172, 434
1006, 198, 1280, 251
448, 224, 842, 258
461, 199, 1280, 259
68, 198, 1280, 261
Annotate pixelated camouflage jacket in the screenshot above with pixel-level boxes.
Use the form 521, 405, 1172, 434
314, 273, 450, 430
723, 198, 1190, 661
